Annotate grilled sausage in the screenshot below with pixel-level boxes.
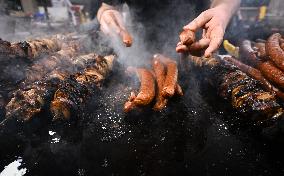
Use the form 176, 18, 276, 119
179, 29, 196, 45
266, 33, 284, 71
175, 84, 184, 96
258, 61, 284, 90
240, 40, 284, 90
152, 55, 168, 111
155, 54, 178, 98
132, 68, 156, 106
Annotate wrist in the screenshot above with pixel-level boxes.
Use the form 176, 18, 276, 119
213, 3, 236, 28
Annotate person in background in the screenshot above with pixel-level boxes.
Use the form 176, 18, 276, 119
94, 0, 241, 57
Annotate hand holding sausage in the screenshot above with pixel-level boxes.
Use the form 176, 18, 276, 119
178, 1, 240, 57
97, 3, 133, 47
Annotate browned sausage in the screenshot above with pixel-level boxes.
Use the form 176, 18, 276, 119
152, 55, 168, 111
179, 29, 196, 45
175, 84, 184, 96
155, 54, 178, 98
176, 42, 189, 53
241, 40, 284, 91
133, 68, 156, 106
124, 92, 136, 112
266, 33, 284, 71
254, 42, 266, 59
258, 61, 284, 90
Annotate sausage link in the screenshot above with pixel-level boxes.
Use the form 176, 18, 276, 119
266, 33, 284, 71
179, 29, 196, 46
133, 68, 156, 106
258, 61, 284, 90
152, 55, 168, 111
155, 54, 178, 98
124, 92, 137, 112
175, 84, 184, 96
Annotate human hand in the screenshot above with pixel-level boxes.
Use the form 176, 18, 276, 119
177, 4, 232, 57
97, 3, 133, 47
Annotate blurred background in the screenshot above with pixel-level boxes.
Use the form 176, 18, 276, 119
0, 0, 283, 41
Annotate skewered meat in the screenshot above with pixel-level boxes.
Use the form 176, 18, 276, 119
0, 37, 61, 61
5, 71, 66, 121
223, 56, 284, 101
50, 55, 115, 120
240, 40, 284, 90
190, 56, 283, 122
266, 33, 284, 71
5, 53, 105, 121
24, 46, 79, 85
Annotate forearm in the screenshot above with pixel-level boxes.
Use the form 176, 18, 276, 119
210, 0, 241, 16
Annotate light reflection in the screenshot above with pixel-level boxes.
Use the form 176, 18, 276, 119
0, 157, 27, 176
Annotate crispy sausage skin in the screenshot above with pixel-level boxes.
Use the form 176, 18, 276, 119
266, 33, 284, 71
179, 29, 196, 45
155, 54, 178, 98
152, 55, 168, 111
133, 68, 156, 106
124, 92, 137, 112
258, 61, 284, 90
241, 40, 284, 90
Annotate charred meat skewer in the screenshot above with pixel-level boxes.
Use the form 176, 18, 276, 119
0, 37, 61, 61
223, 56, 284, 101
190, 55, 283, 122
50, 55, 115, 120
5, 53, 107, 121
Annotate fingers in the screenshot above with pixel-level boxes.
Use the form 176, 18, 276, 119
100, 10, 133, 47
183, 10, 213, 31
204, 27, 224, 57
189, 38, 210, 51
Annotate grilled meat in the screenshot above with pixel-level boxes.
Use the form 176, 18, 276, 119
24, 46, 78, 85
223, 56, 284, 101
5, 71, 66, 121
50, 55, 115, 120
240, 40, 284, 90
5, 53, 104, 121
0, 37, 61, 61
266, 33, 284, 71
190, 56, 283, 122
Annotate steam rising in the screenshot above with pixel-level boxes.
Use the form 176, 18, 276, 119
102, 1, 199, 67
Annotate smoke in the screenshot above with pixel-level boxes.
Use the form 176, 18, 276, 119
102, 1, 206, 67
